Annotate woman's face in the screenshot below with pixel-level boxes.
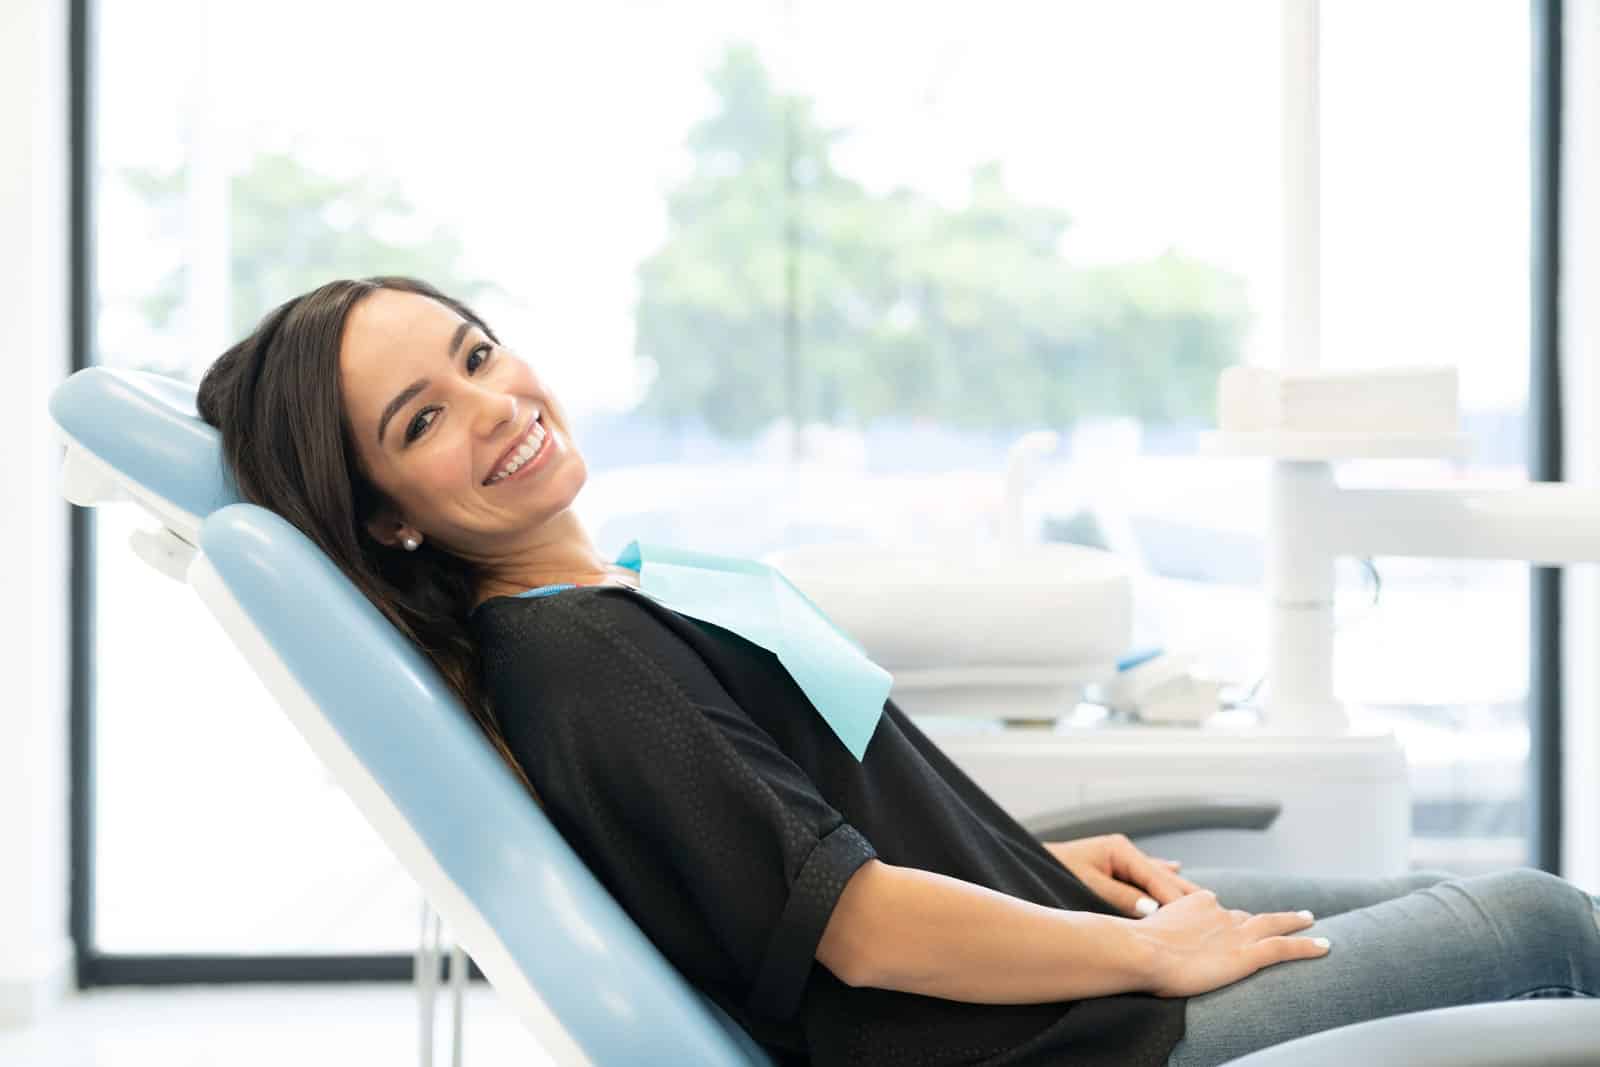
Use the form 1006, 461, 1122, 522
338, 288, 587, 558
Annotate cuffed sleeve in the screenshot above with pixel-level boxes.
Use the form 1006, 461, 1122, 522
749, 821, 877, 1018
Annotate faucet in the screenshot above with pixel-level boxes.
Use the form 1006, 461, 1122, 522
1001, 430, 1061, 548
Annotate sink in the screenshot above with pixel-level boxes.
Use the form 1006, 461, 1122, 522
761, 541, 1133, 675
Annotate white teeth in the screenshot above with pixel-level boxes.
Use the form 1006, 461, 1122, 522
488, 417, 549, 483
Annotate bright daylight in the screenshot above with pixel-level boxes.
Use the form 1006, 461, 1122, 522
7, 1, 1600, 1065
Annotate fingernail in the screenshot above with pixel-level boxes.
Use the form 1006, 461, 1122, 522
1136, 896, 1158, 916
1312, 937, 1331, 949
1298, 910, 1314, 921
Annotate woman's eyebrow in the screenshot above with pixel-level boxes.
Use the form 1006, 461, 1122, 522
376, 321, 475, 447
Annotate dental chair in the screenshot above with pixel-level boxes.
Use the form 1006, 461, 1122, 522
49, 365, 1600, 1066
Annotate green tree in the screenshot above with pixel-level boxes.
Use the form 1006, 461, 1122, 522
122, 151, 498, 372
634, 44, 1249, 440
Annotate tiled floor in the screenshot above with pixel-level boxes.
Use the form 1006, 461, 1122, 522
0, 982, 557, 1067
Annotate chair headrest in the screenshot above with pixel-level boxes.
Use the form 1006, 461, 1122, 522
49, 366, 240, 543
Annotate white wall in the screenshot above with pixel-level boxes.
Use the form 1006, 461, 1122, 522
1562, 0, 1600, 897
0, 0, 75, 1027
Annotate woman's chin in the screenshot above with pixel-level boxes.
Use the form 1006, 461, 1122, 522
517, 455, 586, 518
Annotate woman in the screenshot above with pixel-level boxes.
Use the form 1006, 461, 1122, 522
195, 275, 1600, 1067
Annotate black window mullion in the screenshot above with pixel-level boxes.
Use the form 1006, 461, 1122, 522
67, 0, 96, 988
1529, 0, 1564, 876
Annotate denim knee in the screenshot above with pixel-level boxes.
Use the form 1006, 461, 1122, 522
1407, 867, 1459, 889
1486, 867, 1599, 940
1440, 867, 1600, 999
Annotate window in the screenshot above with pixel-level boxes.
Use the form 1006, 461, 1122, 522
1321, 0, 1531, 873
85, 0, 1532, 963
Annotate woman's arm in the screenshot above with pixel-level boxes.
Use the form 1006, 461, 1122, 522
817, 859, 1156, 1002
819, 858, 1327, 1003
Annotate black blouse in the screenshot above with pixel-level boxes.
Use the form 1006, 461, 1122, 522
470, 584, 1186, 1067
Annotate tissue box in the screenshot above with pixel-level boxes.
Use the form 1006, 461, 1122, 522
1218, 365, 1459, 435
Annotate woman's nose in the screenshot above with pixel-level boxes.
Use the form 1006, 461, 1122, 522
475, 392, 518, 438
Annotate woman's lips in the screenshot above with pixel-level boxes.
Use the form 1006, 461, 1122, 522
486, 421, 556, 487
485, 413, 542, 482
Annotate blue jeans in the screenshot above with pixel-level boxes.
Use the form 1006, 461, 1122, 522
1163, 866, 1600, 1067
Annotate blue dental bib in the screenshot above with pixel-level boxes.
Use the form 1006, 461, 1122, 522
613, 540, 891, 761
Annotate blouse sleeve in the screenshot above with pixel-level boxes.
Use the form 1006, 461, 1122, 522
488, 594, 878, 1022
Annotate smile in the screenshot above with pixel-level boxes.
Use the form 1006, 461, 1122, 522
484, 410, 550, 485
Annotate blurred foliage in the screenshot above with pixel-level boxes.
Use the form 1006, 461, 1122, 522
634, 44, 1249, 439
120, 150, 499, 368
120, 46, 1244, 431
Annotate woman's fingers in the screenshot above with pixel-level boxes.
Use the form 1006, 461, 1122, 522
1128, 848, 1208, 897
1251, 933, 1333, 966
1078, 866, 1161, 919
1245, 909, 1319, 936
1140, 895, 1332, 996
1170, 872, 1205, 895
1110, 837, 1192, 905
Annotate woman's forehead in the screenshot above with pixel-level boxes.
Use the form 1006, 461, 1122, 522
343, 290, 464, 371
340, 291, 468, 421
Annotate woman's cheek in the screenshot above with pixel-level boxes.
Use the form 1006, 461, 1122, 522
416, 448, 464, 495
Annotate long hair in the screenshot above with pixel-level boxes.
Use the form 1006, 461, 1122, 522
195, 275, 543, 808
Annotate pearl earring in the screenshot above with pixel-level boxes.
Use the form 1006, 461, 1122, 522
402, 535, 420, 552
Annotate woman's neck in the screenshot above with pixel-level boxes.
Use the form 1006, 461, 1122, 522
472, 512, 636, 606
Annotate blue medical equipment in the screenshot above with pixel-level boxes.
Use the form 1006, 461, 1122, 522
49, 365, 1600, 1065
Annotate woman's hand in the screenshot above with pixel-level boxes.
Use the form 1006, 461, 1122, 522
1044, 834, 1205, 918
1134, 888, 1331, 997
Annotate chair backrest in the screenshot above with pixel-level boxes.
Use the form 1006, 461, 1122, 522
50, 366, 776, 1067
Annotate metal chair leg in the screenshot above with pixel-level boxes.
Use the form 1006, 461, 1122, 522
418, 895, 469, 1067
418, 896, 438, 1067
450, 941, 468, 1067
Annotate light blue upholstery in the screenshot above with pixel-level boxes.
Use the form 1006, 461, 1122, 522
50, 366, 240, 526
49, 365, 1600, 1065
198, 501, 773, 1065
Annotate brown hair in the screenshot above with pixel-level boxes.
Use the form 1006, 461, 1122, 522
195, 275, 542, 808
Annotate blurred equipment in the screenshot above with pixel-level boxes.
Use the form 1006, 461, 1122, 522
1202, 364, 1600, 735
1090, 648, 1227, 726
766, 504, 1408, 878
1217, 364, 1459, 435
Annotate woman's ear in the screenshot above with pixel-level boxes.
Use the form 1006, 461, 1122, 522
365, 508, 414, 549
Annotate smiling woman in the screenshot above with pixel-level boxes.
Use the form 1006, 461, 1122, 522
194, 275, 632, 810
183, 275, 1600, 1067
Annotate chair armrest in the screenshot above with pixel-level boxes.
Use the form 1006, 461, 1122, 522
1220, 999, 1600, 1066
1021, 795, 1281, 841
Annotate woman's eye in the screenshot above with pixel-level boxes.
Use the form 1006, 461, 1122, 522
402, 344, 491, 445
406, 407, 439, 444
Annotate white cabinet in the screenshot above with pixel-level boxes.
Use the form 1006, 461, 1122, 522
921, 722, 1410, 877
